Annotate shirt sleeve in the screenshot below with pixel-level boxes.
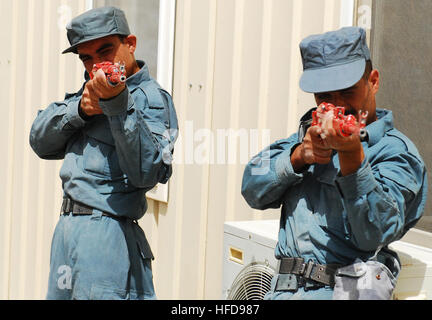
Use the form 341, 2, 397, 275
241, 134, 306, 210
335, 145, 427, 252
99, 87, 178, 189
29, 96, 86, 160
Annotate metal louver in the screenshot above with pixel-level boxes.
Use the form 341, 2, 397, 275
227, 262, 275, 300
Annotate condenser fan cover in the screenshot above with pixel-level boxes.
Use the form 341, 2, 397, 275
227, 262, 275, 300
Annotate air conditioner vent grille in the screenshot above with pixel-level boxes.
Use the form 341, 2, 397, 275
227, 262, 275, 300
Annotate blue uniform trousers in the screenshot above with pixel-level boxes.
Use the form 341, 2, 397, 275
46, 211, 155, 300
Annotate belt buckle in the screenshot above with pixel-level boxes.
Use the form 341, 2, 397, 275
300, 259, 315, 292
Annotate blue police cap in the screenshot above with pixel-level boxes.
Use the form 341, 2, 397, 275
299, 27, 371, 93
62, 6, 130, 54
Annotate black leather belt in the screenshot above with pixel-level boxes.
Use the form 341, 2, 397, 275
61, 198, 123, 220
275, 257, 340, 292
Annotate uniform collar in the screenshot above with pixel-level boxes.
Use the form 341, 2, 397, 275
366, 108, 394, 146
126, 60, 151, 91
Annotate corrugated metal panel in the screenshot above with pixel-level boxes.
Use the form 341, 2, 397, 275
1, 0, 350, 300
0, 0, 88, 299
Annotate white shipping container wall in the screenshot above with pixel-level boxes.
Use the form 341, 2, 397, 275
0, 0, 361, 299
0, 0, 91, 299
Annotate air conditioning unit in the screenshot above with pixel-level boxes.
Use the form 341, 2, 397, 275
389, 229, 432, 300
222, 219, 432, 300
222, 220, 279, 300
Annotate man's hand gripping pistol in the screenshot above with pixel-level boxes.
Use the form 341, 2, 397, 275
90, 61, 127, 87
312, 103, 368, 141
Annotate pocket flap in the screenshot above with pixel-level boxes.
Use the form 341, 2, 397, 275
378, 165, 419, 194
146, 120, 168, 137
84, 116, 115, 145
336, 259, 367, 278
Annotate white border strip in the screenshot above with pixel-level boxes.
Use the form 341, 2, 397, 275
85, 0, 93, 11
157, 0, 176, 94
147, 0, 176, 203
339, 0, 354, 28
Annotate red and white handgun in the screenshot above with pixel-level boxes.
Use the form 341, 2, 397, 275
90, 61, 127, 87
311, 102, 368, 140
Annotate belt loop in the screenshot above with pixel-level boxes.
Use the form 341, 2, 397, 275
304, 260, 315, 279
60, 200, 65, 215
298, 261, 307, 275
63, 198, 72, 214
91, 208, 103, 220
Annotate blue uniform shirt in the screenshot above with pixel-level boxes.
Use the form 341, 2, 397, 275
30, 60, 177, 299
242, 109, 427, 266
30, 60, 178, 220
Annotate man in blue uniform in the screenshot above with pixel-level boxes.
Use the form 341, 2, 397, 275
241, 27, 427, 299
30, 6, 178, 299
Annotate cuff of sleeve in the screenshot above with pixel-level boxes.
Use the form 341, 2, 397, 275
65, 99, 87, 128
99, 89, 130, 116
275, 147, 304, 183
77, 100, 94, 121
335, 158, 379, 200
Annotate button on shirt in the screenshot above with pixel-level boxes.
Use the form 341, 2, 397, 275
241, 109, 427, 265
30, 61, 178, 220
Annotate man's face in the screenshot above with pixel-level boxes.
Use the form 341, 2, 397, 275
314, 70, 380, 125
76, 34, 137, 77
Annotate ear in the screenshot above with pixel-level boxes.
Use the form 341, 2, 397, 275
368, 69, 379, 94
126, 35, 137, 54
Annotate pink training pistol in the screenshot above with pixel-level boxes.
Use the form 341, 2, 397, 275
311, 102, 368, 140
90, 61, 127, 87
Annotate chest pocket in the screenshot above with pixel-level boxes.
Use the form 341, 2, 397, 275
310, 165, 348, 235
134, 80, 169, 136
82, 116, 123, 178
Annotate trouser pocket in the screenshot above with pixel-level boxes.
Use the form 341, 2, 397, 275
333, 259, 397, 300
